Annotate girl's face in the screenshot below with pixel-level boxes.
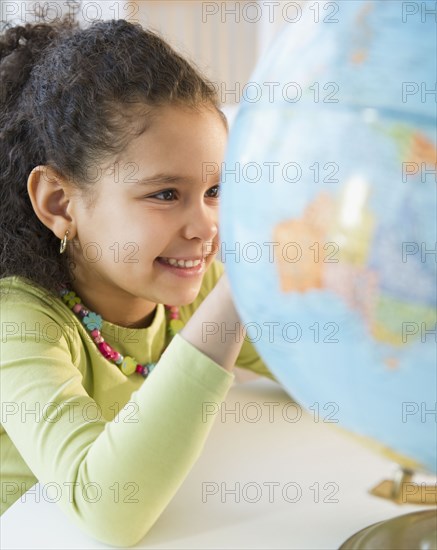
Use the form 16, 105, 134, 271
68, 104, 227, 328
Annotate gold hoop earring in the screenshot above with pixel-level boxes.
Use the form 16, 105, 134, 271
59, 230, 69, 254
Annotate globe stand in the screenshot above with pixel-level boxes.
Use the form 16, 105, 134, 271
338, 509, 437, 549
339, 468, 437, 549
369, 467, 437, 505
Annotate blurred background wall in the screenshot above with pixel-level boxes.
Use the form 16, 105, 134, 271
131, 0, 285, 122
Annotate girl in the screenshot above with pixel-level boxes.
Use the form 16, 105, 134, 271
0, 6, 275, 548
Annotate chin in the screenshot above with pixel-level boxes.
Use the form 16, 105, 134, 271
172, 288, 203, 307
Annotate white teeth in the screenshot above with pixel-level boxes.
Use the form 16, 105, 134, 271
162, 258, 202, 268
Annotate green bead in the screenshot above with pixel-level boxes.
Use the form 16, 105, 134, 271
169, 319, 184, 335
121, 356, 137, 376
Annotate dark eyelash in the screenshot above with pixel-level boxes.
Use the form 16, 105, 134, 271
149, 189, 177, 201
147, 184, 221, 201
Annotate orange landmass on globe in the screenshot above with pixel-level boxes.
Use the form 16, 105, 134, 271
384, 357, 399, 370
351, 50, 367, 64
410, 132, 437, 164
273, 192, 335, 292
388, 126, 437, 166
273, 182, 375, 295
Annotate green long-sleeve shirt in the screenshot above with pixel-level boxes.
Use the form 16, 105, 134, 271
0, 260, 274, 547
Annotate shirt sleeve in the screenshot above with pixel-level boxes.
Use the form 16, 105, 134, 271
0, 298, 235, 547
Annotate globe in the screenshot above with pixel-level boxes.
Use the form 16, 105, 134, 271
220, 0, 437, 475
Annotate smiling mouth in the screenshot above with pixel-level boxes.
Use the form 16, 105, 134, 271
157, 257, 205, 268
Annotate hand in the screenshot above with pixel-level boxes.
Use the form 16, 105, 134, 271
179, 270, 245, 372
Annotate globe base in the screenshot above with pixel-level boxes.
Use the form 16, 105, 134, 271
339, 510, 437, 550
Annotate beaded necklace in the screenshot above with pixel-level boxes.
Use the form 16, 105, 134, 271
59, 288, 184, 378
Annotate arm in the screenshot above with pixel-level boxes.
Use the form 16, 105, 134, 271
0, 283, 235, 547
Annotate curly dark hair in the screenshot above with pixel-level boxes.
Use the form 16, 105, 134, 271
0, 2, 225, 296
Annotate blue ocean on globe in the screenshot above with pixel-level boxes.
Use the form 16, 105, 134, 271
221, 1, 437, 472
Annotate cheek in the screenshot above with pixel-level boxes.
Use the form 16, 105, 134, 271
76, 212, 127, 259
127, 218, 169, 259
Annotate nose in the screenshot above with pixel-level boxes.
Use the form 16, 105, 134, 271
181, 200, 218, 244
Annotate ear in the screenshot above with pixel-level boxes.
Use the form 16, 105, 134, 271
27, 165, 77, 241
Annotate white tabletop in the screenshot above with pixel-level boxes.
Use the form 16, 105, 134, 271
1, 377, 434, 549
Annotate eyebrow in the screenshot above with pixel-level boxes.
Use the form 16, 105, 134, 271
133, 173, 219, 186
132, 174, 193, 186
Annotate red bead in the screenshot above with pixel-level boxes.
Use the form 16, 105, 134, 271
98, 341, 114, 359
90, 329, 100, 338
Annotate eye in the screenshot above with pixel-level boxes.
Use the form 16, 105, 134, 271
151, 189, 177, 201
206, 184, 220, 199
